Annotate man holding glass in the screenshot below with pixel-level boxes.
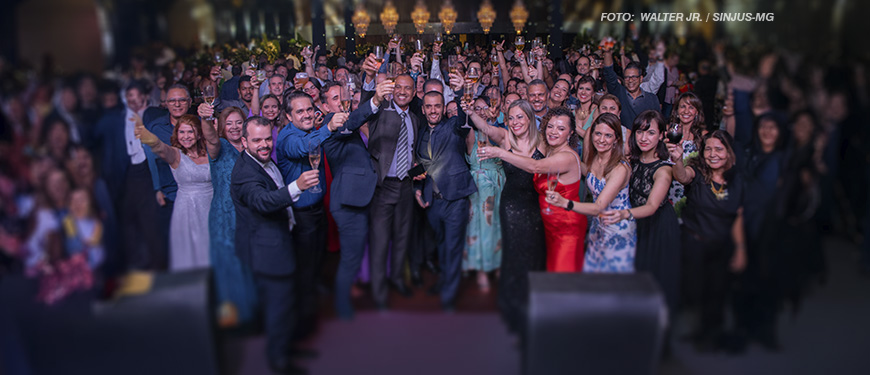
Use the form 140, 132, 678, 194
275, 91, 346, 337
356, 52, 421, 309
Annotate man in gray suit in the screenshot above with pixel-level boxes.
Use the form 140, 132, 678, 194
357, 56, 421, 308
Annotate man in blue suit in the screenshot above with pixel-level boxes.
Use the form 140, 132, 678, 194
321, 86, 379, 319
414, 92, 477, 311
231, 116, 319, 375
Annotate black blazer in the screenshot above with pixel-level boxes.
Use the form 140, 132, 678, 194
354, 97, 424, 185
231, 152, 296, 276
322, 112, 378, 211
415, 108, 477, 203
92, 108, 130, 207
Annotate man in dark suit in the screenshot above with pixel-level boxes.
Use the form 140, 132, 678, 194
320, 90, 379, 319
231, 116, 319, 375
93, 80, 167, 271
355, 61, 421, 307
414, 92, 477, 310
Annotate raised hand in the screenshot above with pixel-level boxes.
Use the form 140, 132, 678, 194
197, 103, 214, 119
132, 115, 159, 147
328, 112, 349, 132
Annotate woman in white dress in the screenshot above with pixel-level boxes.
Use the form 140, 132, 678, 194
135, 114, 213, 271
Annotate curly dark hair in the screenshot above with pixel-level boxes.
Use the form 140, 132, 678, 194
540, 106, 579, 153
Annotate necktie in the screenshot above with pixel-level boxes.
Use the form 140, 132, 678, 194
396, 112, 410, 180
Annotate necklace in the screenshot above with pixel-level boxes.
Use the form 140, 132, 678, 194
710, 181, 728, 200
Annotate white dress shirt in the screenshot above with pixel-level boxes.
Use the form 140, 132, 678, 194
125, 108, 147, 164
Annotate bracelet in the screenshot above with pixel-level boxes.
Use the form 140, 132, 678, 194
565, 201, 574, 211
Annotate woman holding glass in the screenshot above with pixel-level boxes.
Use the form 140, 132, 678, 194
462, 96, 506, 290
667, 92, 707, 215
545, 113, 636, 273
466, 99, 545, 338
478, 107, 587, 273
134, 114, 213, 271
668, 129, 746, 351
196, 103, 258, 328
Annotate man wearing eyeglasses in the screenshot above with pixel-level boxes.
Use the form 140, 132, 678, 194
143, 84, 192, 259
602, 47, 661, 129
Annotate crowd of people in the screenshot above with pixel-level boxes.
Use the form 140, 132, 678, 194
1, 28, 868, 374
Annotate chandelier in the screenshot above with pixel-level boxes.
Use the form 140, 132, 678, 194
439, 0, 458, 35
352, 4, 371, 38
411, 1, 431, 34
381, 0, 399, 35
477, 0, 496, 35
510, 0, 528, 35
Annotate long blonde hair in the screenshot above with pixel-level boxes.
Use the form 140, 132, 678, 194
505, 99, 542, 153
584, 112, 626, 176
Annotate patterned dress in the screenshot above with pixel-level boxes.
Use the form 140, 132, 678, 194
463, 132, 505, 272
584, 162, 637, 273
667, 139, 699, 216
209, 139, 258, 326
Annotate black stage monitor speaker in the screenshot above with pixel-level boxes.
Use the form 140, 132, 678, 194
0, 269, 217, 375
527, 272, 667, 375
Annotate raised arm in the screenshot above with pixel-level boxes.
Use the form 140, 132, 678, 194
461, 100, 506, 146
134, 114, 180, 169
479, 146, 576, 176
196, 103, 222, 159
667, 141, 695, 184
497, 41, 510, 86
248, 68, 261, 115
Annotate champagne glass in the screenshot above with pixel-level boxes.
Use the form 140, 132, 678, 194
434, 34, 443, 58
215, 52, 222, 64
491, 54, 499, 75
476, 131, 491, 174
256, 69, 266, 85
249, 55, 258, 69
448, 55, 459, 76
203, 85, 216, 122
667, 123, 683, 145
463, 67, 480, 129
515, 36, 525, 52
373, 46, 385, 71
339, 84, 353, 135
543, 168, 558, 215
295, 72, 309, 88
308, 140, 322, 193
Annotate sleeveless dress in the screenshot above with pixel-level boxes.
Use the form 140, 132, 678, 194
464, 132, 506, 272
498, 149, 546, 336
169, 152, 213, 271
630, 159, 681, 311
533, 152, 587, 272
584, 162, 637, 273
209, 139, 258, 325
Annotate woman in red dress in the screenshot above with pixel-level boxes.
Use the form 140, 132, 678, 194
479, 107, 587, 272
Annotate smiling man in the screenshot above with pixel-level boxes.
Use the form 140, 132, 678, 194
414, 92, 477, 311
275, 90, 345, 336
602, 48, 661, 129
354, 70, 421, 309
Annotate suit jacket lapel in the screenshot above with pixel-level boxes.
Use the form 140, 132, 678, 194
244, 151, 280, 189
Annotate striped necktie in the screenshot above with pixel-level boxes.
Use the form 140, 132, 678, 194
396, 111, 410, 179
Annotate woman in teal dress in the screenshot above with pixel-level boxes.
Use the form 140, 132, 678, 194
463, 99, 506, 290
199, 104, 258, 328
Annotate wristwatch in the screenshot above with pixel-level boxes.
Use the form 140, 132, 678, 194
565, 201, 574, 211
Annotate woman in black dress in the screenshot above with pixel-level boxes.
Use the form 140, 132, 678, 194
668, 130, 747, 351
602, 110, 681, 314
470, 99, 546, 337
